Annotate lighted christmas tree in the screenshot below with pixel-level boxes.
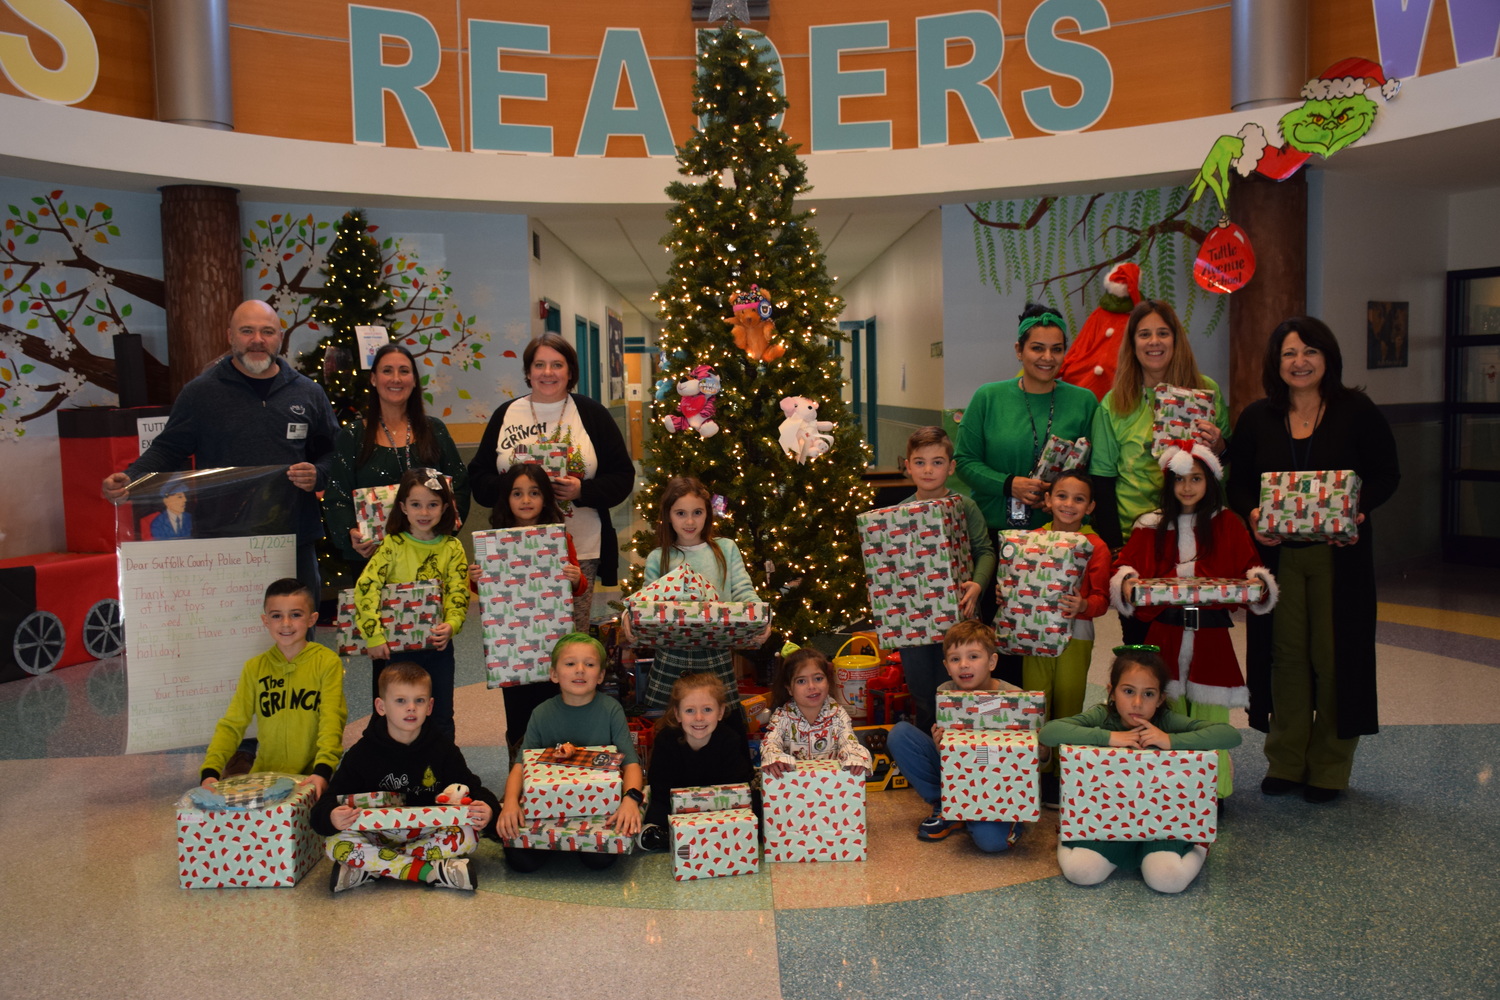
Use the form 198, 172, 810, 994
298, 209, 394, 420
629, 18, 873, 639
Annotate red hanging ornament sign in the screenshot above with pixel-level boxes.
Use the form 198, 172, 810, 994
1193, 216, 1256, 294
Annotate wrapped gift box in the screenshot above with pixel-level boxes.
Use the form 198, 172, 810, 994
504, 815, 636, 854
934, 689, 1047, 730
473, 526, 575, 688
629, 600, 769, 650
347, 805, 470, 831
1132, 577, 1266, 607
627, 717, 655, 771
353, 476, 459, 545
176, 777, 320, 888
939, 729, 1040, 823
1258, 469, 1362, 543
993, 531, 1092, 657
332, 580, 441, 655
520, 746, 623, 820
1150, 384, 1217, 457
857, 495, 974, 648
634, 563, 719, 602
1033, 434, 1091, 483
1058, 745, 1219, 842
762, 760, 866, 862
672, 783, 753, 814
670, 808, 760, 880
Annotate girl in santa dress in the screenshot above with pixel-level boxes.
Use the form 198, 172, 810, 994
1110, 442, 1278, 800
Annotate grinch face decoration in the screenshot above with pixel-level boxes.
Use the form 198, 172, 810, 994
1278, 94, 1378, 159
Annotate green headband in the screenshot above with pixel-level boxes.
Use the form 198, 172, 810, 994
1112, 643, 1161, 655
1017, 312, 1067, 341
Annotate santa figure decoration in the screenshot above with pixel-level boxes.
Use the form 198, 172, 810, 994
1057, 262, 1141, 401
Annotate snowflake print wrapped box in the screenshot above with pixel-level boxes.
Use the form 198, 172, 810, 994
504, 814, 637, 854
520, 746, 623, 820
629, 600, 769, 650
670, 808, 760, 880
1132, 577, 1266, 607
354, 477, 458, 544
934, 690, 1048, 730
1150, 384, 1216, 457
346, 806, 471, 832
1058, 745, 1219, 843
332, 579, 441, 655
1032, 434, 1091, 484
1258, 469, 1362, 543
671, 783, 753, 814
472, 526, 575, 688
175, 778, 320, 888
761, 760, 867, 862
992, 531, 1092, 657
939, 730, 1040, 823
857, 495, 974, 648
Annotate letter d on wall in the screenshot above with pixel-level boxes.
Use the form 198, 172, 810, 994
0, 0, 99, 104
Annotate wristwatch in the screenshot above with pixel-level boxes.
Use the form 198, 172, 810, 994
623, 788, 645, 806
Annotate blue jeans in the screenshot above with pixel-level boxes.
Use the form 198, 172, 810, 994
887, 721, 1023, 853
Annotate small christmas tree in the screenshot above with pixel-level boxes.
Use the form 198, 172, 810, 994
630, 19, 873, 640
298, 209, 395, 420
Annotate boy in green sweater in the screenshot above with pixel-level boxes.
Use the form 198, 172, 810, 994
199, 578, 347, 799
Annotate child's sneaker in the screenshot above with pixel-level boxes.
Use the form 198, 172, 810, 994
427, 858, 474, 891
636, 824, 668, 853
916, 804, 965, 841
330, 862, 372, 894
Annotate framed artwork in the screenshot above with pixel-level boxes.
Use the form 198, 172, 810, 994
1367, 300, 1408, 369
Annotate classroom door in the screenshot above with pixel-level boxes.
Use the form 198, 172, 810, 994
836, 318, 878, 463
575, 316, 601, 401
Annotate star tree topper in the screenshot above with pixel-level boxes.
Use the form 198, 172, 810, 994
709, 0, 750, 23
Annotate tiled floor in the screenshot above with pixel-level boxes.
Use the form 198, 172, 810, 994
2, 563, 1496, 1000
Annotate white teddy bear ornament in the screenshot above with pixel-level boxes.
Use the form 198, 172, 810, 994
777, 396, 836, 463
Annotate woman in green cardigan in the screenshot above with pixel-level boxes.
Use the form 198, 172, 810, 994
324, 343, 471, 570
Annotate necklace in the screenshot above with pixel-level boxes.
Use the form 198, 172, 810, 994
379, 416, 412, 472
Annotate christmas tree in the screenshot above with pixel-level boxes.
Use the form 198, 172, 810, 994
629, 18, 873, 640
298, 209, 394, 420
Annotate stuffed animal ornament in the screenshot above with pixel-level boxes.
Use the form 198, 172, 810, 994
778, 395, 836, 462
725, 285, 786, 362
663, 364, 721, 439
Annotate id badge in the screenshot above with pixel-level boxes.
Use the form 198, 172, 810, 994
286, 422, 308, 440
1007, 496, 1029, 527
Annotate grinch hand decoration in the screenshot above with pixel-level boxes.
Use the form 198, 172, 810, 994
663, 364, 721, 439
725, 285, 786, 362
1057, 262, 1142, 401
778, 396, 836, 463
1189, 57, 1400, 293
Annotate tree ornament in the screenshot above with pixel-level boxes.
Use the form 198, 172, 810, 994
663, 363, 722, 439
1193, 216, 1256, 294
725, 284, 785, 362
777, 396, 836, 463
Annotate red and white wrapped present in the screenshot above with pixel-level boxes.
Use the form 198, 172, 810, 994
933, 689, 1047, 730
992, 530, 1092, 657
504, 815, 636, 854
1258, 469, 1362, 543
669, 808, 760, 880
634, 563, 718, 602
1132, 577, 1266, 607
473, 526, 575, 688
762, 760, 866, 862
671, 783, 753, 814
175, 778, 320, 888
346, 806, 471, 832
332, 579, 442, 655
1150, 384, 1216, 457
857, 495, 975, 648
520, 746, 623, 820
939, 729, 1040, 823
1058, 745, 1219, 843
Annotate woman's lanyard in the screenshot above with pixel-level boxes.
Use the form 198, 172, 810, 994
379, 418, 411, 472
1019, 377, 1055, 461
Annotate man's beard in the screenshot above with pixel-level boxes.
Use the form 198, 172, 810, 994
236, 350, 275, 375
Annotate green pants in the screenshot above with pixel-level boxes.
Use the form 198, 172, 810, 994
1169, 695, 1233, 797
1264, 543, 1359, 789
1023, 637, 1093, 773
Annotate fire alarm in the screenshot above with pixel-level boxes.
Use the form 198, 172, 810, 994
539, 300, 550, 319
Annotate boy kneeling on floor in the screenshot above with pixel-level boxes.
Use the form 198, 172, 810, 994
311, 662, 498, 892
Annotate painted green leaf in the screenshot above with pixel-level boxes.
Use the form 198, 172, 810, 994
121, 303, 133, 318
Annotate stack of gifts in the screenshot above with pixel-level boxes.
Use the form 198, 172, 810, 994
668, 783, 758, 881
175, 774, 321, 888
472, 526, 575, 688
332, 579, 442, 655
1131, 577, 1267, 607
857, 495, 974, 648
1258, 469, 1363, 543
507, 746, 637, 854
934, 689, 1047, 730
352, 475, 459, 545
992, 531, 1092, 656
1059, 746, 1219, 842
939, 729, 1040, 823
762, 760, 867, 862
1149, 384, 1216, 457
628, 564, 769, 650
1032, 434, 1091, 483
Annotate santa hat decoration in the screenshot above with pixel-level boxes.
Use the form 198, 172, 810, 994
1103, 262, 1142, 306
1158, 439, 1222, 479
1300, 57, 1401, 103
